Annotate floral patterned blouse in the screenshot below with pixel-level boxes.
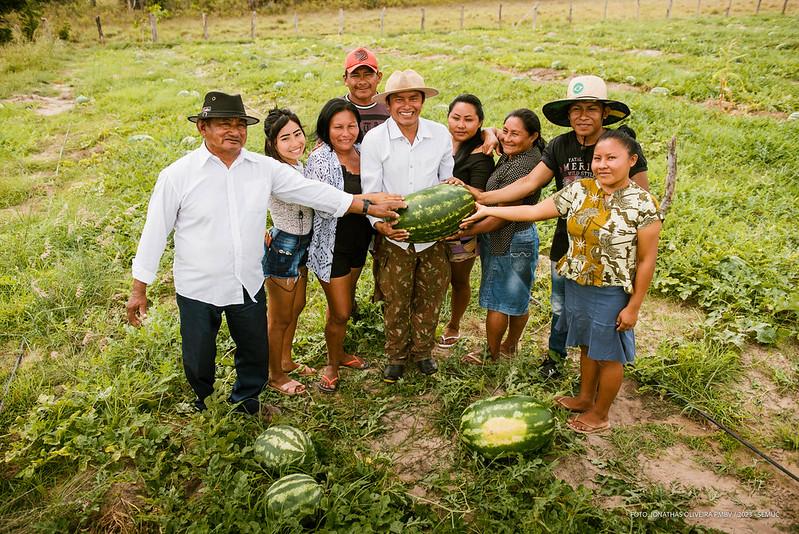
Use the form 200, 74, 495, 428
551, 178, 662, 293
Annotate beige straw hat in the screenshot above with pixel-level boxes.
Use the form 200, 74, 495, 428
373, 70, 439, 105
542, 75, 630, 127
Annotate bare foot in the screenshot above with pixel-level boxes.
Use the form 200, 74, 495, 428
499, 342, 517, 358
554, 395, 594, 412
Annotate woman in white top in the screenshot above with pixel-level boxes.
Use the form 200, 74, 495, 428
262, 109, 315, 395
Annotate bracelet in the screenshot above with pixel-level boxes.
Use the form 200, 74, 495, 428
361, 199, 371, 215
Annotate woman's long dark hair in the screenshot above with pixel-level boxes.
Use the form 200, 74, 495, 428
448, 94, 485, 165
504, 108, 546, 152
263, 108, 304, 163
315, 98, 363, 147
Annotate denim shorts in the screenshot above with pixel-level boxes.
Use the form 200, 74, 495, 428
479, 225, 539, 316
262, 228, 311, 279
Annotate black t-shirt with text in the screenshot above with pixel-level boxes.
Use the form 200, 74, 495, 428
540, 130, 648, 261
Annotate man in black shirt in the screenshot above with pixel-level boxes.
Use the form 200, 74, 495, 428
478, 75, 649, 380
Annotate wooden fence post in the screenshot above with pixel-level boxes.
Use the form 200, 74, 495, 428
95, 15, 104, 44
148, 12, 157, 43
782, 0, 789, 14
755, 0, 762, 13
338, 8, 344, 35
696, 0, 701, 16
604, 0, 609, 19
568, 0, 573, 24
725, 0, 732, 15
636, 0, 640, 19
293, 12, 298, 35
460, 5, 464, 29
250, 11, 256, 39
666, 0, 673, 17
532, 3, 538, 30
420, 7, 425, 32
202, 13, 208, 40
380, 8, 385, 36
498, 3, 502, 28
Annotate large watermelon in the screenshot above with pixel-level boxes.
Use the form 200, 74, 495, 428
459, 395, 554, 458
254, 425, 315, 470
391, 183, 475, 243
265, 473, 323, 518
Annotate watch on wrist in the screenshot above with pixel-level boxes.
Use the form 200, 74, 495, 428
362, 199, 371, 215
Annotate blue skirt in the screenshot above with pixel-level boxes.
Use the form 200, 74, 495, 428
478, 226, 539, 316
554, 279, 636, 364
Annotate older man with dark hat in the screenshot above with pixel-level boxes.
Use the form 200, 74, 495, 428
126, 91, 403, 417
360, 70, 454, 383
476, 75, 650, 384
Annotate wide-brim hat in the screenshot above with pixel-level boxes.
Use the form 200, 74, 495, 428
373, 70, 439, 105
542, 75, 630, 127
188, 91, 259, 125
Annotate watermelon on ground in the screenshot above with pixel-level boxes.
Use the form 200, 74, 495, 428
391, 183, 475, 243
265, 473, 323, 519
459, 395, 554, 458
254, 425, 315, 470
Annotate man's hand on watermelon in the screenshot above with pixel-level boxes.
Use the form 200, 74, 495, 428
374, 220, 410, 241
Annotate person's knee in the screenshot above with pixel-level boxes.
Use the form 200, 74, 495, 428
329, 306, 351, 325
268, 312, 292, 330
451, 274, 471, 292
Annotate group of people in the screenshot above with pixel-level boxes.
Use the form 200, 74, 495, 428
126, 47, 662, 434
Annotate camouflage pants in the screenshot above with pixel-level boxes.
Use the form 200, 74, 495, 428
376, 240, 450, 364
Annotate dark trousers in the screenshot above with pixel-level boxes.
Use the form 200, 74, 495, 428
176, 287, 268, 414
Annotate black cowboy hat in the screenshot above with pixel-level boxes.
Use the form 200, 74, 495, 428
188, 91, 260, 125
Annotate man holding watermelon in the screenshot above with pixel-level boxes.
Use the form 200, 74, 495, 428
360, 70, 455, 383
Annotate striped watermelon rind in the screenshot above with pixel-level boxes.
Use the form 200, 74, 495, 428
390, 183, 475, 243
265, 473, 323, 518
459, 395, 554, 458
254, 425, 315, 470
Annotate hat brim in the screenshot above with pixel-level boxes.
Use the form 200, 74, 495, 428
542, 98, 630, 127
373, 87, 439, 106
346, 63, 379, 74
188, 112, 260, 126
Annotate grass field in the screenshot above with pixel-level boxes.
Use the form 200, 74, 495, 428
1, 3, 798, 532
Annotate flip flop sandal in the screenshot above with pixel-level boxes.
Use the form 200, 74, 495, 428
340, 355, 369, 370
554, 396, 587, 413
285, 363, 317, 377
317, 374, 339, 393
268, 379, 306, 396
461, 350, 486, 366
436, 334, 461, 348
567, 415, 610, 434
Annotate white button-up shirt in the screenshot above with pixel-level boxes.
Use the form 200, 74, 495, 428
132, 143, 352, 306
361, 116, 454, 251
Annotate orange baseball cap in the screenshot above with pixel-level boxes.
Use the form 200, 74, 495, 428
345, 47, 379, 74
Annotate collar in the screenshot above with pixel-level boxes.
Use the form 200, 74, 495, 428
344, 93, 377, 110
386, 117, 431, 142
196, 142, 257, 166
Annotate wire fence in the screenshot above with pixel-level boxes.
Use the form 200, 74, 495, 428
37, 0, 796, 45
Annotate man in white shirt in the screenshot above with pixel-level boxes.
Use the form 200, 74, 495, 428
361, 71, 454, 383
126, 92, 402, 417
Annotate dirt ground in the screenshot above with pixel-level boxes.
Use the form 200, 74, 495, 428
373, 293, 798, 532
